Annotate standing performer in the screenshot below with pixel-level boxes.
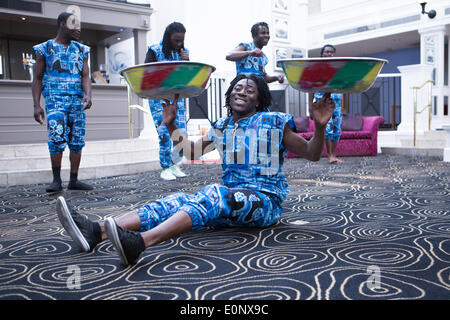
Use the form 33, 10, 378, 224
55, 74, 335, 266
145, 22, 190, 180
310, 44, 344, 164
226, 22, 284, 84
32, 12, 93, 192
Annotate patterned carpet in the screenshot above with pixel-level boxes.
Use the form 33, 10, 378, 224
0, 154, 449, 300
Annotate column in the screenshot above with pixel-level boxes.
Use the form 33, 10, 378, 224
419, 25, 449, 129
397, 64, 433, 133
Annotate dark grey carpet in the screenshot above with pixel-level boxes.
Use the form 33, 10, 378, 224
0, 154, 449, 300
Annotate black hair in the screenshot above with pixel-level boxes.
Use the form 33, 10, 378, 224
225, 74, 272, 116
320, 44, 336, 57
251, 22, 269, 38
57, 12, 73, 29
162, 22, 186, 58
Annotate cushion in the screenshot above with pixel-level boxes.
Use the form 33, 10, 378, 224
293, 116, 310, 132
342, 113, 363, 131
340, 131, 372, 139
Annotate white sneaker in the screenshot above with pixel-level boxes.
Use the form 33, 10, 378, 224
160, 168, 176, 180
170, 165, 187, 178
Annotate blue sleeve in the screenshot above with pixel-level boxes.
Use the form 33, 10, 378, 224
81, 44, 90, 60
238, 42, 250, 51
32, 42, 46, 58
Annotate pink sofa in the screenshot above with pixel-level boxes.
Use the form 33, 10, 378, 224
286, 115, 385, 158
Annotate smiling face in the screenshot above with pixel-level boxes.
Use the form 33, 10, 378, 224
229, 78, 259, 119
253, 25, 270, 48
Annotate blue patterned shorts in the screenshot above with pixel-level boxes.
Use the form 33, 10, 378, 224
45, 95, 85, 154
325, 111, 342, 142
137, 184, 282, 232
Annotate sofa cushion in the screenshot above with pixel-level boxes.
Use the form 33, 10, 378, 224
293, 116, 310, 132
340, 131, 372, 139
342, 113, 363, 131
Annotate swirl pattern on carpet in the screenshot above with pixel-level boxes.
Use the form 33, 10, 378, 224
0, 154, 449, 300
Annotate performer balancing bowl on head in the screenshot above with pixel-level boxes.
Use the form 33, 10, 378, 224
32, 11, 93, 192
55, 74, 335, 266
309, 44, 344, 164
144, 22, 190, 181
226, 22, 284, 84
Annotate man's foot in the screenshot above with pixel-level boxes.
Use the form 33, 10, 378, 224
104, 217, 146, 266
160, 168, 176, 181
170, 164, 187, 178
56, 196, 102, 252
328, 156, 344, 164
46, 180, 62, 192
68, 180, 93, 190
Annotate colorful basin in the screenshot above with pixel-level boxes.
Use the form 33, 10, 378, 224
120, 61, 216, 100
279, 57, 388, 93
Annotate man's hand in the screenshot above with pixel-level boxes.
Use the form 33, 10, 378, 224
180, 48, 189, 61
249, 48, 264, 57
311, 92, 334, 127
33, 105, 45, 125
277, 75, 285, 84
162, 94, 180, 128
82, 95, 92, 110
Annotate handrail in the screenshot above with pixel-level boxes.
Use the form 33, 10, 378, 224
411, 80, 434, 147
127, 84, 150, 139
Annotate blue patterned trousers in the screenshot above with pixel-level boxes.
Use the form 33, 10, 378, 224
325, 109, 342, 143
148, 99, 187, 169
137, 184, 282, 232
45, 95, 85, 154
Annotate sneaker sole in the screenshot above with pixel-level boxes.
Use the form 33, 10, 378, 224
56, 196, 91, 252
104, 217, 129, 266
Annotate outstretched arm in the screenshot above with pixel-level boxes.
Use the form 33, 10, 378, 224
162, 94, 215, 160
282, 93, 334, 161
226, 45, 264, 61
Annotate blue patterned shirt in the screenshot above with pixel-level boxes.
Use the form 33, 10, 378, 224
147, 41, 189, 109
208, 112, 295, 203
147, 41, 189, 62
235, 42, 268, 78
33, 39, 90, 97
314, 92, 343, 114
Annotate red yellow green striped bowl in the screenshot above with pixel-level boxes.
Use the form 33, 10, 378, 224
120, 61, 216, 99
279, 57, 388, 93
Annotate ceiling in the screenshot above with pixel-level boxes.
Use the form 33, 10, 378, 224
308, 30, 422, 57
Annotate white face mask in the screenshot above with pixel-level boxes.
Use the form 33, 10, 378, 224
65, 5, 81, 31
66, 14, 81, 31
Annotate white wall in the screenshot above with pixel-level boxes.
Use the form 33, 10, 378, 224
147, 0, 308, 86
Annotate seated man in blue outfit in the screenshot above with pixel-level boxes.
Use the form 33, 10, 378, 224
226, 22, 284, 84
55, 74, 334, 266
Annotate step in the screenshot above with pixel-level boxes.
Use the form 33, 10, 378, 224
0, 160, 161, 187
0, 138, 162, 187
400, 138, 446, 148
0, 138, 156, 159
381, 146, 444, 159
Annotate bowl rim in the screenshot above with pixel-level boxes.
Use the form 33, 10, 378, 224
120, 61, 217, 76
278, 57, 388, 64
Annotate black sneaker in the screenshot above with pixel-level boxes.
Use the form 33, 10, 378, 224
68, 180, 93, 191
46, 180, 62, 193
104, 217, 146, 266
56, 196, 101, 252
